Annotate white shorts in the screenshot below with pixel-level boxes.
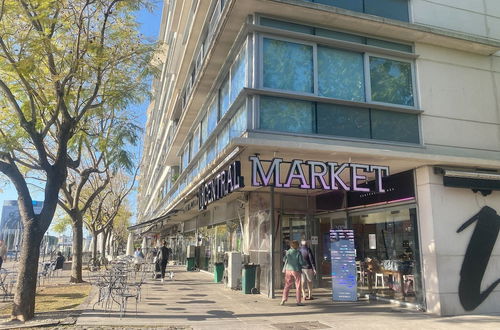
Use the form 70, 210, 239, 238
301, 269, 314, 282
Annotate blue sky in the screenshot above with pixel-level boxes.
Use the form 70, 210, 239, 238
0, 4, 163, 230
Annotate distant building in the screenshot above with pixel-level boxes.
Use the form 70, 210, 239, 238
0, 200, 43, 250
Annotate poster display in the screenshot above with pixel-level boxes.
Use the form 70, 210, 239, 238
330, 229, 357, 301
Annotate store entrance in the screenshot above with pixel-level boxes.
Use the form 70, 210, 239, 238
280, 212, 347, 289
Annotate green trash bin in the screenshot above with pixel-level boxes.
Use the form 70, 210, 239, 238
242, 264, 258, 294
186, 257, 195, 271
214, 262, 224, 283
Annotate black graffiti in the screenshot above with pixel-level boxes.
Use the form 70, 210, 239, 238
456, 206, 500, 311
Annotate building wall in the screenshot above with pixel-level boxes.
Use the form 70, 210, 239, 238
416, 166, 500, 315
412, 0, 500, 41
416, 43, 500, 157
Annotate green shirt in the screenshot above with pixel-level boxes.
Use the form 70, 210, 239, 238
283, 248, 304, 271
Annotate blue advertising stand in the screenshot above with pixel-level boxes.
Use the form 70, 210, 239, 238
330, 229, 357, 301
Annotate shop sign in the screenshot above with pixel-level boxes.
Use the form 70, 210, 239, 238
198, 161, 244, 210
330, 229, 357, 301
250, 156, 389, 192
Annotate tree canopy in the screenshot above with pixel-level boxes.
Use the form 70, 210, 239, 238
0, 0, 155, 321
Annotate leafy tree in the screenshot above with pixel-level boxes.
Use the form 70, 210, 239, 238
50, 212, 72, 234
0, 0, 154, 321
85, 169, 136, 260
58, 109, 139, 283
110, 204, 132, 255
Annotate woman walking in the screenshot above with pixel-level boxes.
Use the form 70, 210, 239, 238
281, 240, 305, 306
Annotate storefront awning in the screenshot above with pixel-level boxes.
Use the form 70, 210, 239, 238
436, 167, 500, 195
127, 209, 179, 232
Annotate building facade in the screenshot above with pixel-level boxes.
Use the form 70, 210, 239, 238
134, 0, 500, 316
1, 200, 44, 252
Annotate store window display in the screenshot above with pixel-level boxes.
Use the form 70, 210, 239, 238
351, 207, 422, 304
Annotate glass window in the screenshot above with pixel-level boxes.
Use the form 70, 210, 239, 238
371, 110, 419, 143
206, 143, 216, 164
318, 46, 365, 101
260, 96, 314, 134
201, 115, 208, 145
181, 144, 189, 172
260, 17, 314, 34
315, 0, 363, 12
317, 103, 370, 139
369, 56, 414, 106
217, 125, 230, 154
315, 28, 365, 44
263, 38, 313, 93
230, 46, 246, 104
198, 152, 207, 174
208, 98, 218, 135
364, 0, 409, 22
229, 105, 247, 138
192, 126, 200, 156
220, 77, 230, 117
366, 38, 412, 53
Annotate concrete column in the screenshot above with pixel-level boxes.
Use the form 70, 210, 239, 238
416, 166, 500, 315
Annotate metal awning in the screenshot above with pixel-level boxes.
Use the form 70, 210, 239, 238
127, 209, 179, 232
435, 167, 500, 196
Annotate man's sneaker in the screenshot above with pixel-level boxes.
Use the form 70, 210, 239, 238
296, 303, 305, 306
280, 300, 285, 305
161, 278, 164, 283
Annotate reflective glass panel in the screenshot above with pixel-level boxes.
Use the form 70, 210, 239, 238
318, 46, 365, 101
229, 105, 247, 138
370, 57, 414, 106
371, 109, 419, 143
208, 98, 218, 135
230, 46, 247, 103
220, 77, 230, 117
317, 103, 370, 138
217, 125, 230, 154
260, 97, 314, 134
263, 38, 313, 93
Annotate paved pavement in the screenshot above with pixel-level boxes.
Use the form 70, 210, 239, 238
75, 265, 500, 330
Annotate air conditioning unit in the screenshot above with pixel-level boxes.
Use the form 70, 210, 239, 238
225, 251, 242, 290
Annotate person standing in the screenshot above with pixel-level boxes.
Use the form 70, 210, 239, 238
280, 240, 305, 306
299, 240, 317, 300
134, 247, 145, 271
0, 240, 6, 270
157, 240, 171, 282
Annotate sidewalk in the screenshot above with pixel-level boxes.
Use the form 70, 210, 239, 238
75, 266, 500, 330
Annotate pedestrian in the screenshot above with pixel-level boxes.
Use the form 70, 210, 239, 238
134, 247, 145, 271
157, 240, 172, 282
280, 240, 305, 306
299, 239, 317, 300
0, 240, 7, 270
54, 251, 65, 271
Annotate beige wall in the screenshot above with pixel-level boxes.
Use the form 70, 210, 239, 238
416, 166, 500, 315
416, 43, 500, 158
412, 0, 500, 41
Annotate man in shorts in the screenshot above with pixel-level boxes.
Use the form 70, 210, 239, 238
299, 240, 317, 300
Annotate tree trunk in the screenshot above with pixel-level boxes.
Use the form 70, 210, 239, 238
70, 216, 84, 283
11, 222, 43, 321
100, 230, 107, 260
92, 231, 98, 260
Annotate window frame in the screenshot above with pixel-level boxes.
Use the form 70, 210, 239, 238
259, 34, 317, 97
364, 52, 418, 109
258, 33, 419, 110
